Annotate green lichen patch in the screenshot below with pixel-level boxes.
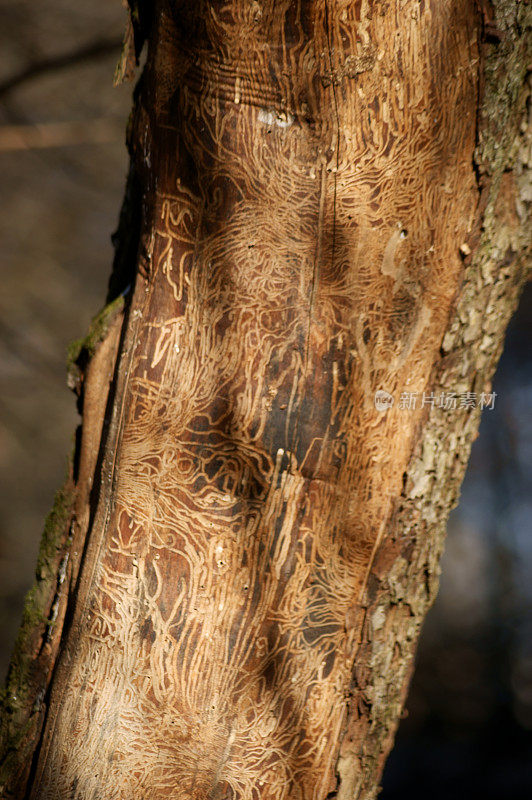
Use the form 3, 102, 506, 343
67, 293, 125, 392
0, 479, 74, 788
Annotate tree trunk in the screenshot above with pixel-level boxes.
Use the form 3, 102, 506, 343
1, 1, 530, 798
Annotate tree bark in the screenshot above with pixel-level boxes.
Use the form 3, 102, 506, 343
1, 1, 530, 798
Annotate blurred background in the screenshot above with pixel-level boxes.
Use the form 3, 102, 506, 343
0, 2, 530, 797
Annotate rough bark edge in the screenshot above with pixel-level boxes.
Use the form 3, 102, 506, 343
0, 158, 143, 800
0, 286, 130, 794
114, 0, 153, 85
66, 294, 125, 395
0, 479, 75, 795
333, 2, 531, 797
0, 39, 146, 782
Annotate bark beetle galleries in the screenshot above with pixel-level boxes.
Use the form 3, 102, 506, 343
23, 1, 484, 798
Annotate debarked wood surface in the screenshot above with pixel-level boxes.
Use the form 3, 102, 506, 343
3, 1, 530, 799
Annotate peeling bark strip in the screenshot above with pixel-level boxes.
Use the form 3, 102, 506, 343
1, 1, 530, 799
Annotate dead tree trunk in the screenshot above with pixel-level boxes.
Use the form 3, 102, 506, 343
1, 1, 530, 798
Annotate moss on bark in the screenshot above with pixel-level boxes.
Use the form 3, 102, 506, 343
0, 479, 74, 793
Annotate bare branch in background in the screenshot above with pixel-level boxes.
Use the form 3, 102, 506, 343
0, 38, 122, 101
0, 117, 124, 151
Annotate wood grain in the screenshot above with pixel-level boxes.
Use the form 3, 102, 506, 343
12, 1, 518, 798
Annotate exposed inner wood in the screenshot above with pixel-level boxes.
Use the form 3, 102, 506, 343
4, 1, 528, 799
